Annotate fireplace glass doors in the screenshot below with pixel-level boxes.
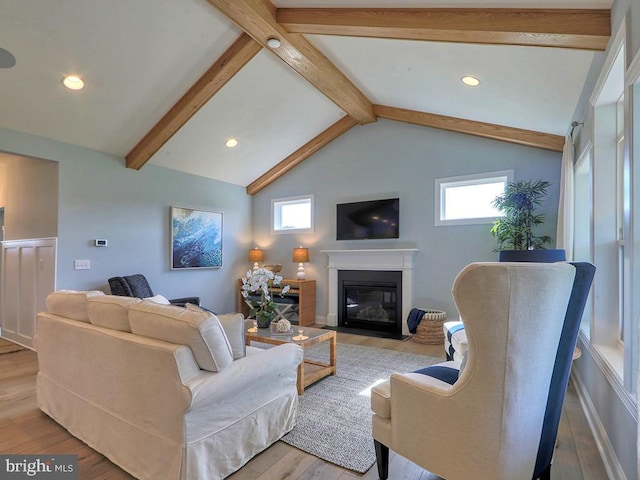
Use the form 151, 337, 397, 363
338, 270, 402, 335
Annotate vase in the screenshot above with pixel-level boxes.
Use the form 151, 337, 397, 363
257, 315, 272, 329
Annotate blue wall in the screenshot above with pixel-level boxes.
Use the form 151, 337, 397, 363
251, 118, 562, 321
0, 127, 252, 313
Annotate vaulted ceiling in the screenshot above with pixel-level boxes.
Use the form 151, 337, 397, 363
1, 0, 611, 194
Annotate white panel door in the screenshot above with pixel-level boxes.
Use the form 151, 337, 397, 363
1, 238, 57, 348
2, 245, 19, 337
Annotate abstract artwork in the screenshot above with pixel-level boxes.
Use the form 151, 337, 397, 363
171, 207, 222, 269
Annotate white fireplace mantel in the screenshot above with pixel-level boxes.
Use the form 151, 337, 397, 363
321, 249, 418, 335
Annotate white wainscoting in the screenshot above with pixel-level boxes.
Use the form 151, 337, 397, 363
1, 237, 57, 348
321, 248, 418, 335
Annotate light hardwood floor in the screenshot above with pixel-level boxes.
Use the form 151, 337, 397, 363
0, 332, 607, 479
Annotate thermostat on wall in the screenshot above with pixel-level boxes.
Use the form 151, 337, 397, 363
95, 239, 108, 247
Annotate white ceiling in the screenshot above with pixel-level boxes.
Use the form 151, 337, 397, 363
0, 0, 611, 187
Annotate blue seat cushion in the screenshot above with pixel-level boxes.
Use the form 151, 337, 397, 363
413, 364, 459, 385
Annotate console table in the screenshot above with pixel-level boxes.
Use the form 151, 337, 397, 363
236, 278, 317, 327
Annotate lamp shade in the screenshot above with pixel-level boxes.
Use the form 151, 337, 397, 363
292, 247, 309, 263
248, 248, 264, 263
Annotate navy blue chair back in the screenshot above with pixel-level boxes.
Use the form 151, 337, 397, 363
108, 274, 154, 298
108, 276, 133, 297
533, 262, 595, 479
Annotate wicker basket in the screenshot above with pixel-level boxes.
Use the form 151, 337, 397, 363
412, 309, 447, 344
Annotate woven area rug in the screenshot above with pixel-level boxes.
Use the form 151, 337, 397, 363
0, 338, 27, 355
281, 343, 441, 473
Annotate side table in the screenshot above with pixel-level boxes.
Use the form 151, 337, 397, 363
237, 278, 317, 326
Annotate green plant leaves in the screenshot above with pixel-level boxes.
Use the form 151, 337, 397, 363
491, 179, 553, 251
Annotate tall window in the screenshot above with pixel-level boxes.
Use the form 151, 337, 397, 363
435, 170, 513, 226
271, 195, 314, 234
616, 94, 625, 342
574, 145, 593, 338
584, 27, 626, 381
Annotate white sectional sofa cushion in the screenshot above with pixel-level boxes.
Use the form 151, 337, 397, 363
185, 303, 246, 359
88, 295, 141, 332
46, 290, 105, 322
129, 300, 233, 372
217, 313, 246, 359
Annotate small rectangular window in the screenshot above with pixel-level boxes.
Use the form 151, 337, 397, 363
272, 195, 314, 234
435, 170, 513, 226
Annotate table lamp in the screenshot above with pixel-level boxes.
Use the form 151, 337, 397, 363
292, 246, 309, 280
248, 248, 264, 273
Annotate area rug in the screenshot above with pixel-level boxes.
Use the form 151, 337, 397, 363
0, 338, 27, 355
281, 343, 442, 473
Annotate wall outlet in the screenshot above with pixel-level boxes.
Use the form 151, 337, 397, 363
74, 259, 91, 270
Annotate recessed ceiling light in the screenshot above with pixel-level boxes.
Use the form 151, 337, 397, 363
225, 138, 238, 148
461, 76, 480, 87
266, 37, 281, 48
62, 75, 85, 91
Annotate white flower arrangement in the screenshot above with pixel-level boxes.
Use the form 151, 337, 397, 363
241, 268, 290, 327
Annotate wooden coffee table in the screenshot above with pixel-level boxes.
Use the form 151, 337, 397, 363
245, 326, 336, 395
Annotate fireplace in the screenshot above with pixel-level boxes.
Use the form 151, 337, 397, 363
338, 270, 402, 335
322, 248, 418, 336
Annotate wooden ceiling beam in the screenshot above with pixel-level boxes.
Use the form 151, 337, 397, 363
126, 33, 261, 170
374, 104, 565, 152
206, 0, 376, 125
246, 115, 358, 195
277, 8, 610, 51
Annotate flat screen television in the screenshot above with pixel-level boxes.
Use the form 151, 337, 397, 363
336, 198, 399, 240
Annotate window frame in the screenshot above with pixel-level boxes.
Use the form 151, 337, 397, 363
582, 21, 630, 392
434, 170, 513, 227
271, 194, 314, 235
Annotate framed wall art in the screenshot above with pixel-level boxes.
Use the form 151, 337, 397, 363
171, 206, 222, 269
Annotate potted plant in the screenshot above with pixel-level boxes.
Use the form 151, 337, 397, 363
490, 179, 565, 262
241, 268, 290, 328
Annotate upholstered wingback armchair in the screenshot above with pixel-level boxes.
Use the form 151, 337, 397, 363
372, 262, 591, 480
108, 274, 200, 307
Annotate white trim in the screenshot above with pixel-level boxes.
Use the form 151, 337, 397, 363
321, 248, 418, 335
572, 368, 629, 480
590, 21, 626, 107
573, 142, 594, 331
576, 140, 593, 171
1, 237, 57, 349
270, 194, 314, 235
625, 44, 640, 86
434, 169, 513, 226
578, 333, 638, 419
627, 32, 640, 398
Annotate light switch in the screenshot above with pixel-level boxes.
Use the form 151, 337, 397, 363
74, 259, 91, 270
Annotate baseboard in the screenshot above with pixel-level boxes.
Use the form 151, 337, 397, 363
571, 369, 628, 480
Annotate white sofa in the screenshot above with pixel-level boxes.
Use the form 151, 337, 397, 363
35, 290, 303, 480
